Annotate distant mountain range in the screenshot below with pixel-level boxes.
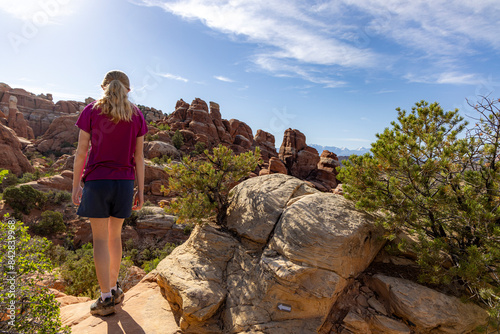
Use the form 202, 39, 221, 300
309, 144, 370, 156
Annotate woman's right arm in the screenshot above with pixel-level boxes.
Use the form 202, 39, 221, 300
132, 135, 145, 210
72, 129, 90, 205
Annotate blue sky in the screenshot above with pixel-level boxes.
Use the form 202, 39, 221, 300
1, 0, 499, 149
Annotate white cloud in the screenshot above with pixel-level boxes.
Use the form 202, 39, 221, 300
347, 0, 500, 53
135, 0, 500, 86
158, 72, 189, 82
405, 72, 484, 85
375, 89, 396, 94
214, 76, 235, 83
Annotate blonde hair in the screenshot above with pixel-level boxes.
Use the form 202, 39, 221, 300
93, 70, 135, 123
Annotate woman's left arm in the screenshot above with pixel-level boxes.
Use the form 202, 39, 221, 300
72, 130, 90, 205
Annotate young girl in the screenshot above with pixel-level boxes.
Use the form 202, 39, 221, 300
72, 70, 148, 316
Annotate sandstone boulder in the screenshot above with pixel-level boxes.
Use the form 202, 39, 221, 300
145, 164, 169, 186
157, 174, 386, 333
0, 123, 34, 176
367, 274, 489, 333
34, 171, 73, 191
156, 225, 238, 333
144, 140, 180, 160
226, 174, 318, 245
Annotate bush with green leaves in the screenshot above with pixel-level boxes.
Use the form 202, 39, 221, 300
123, 239, 177, 273
191, 141, 207, 156
151, 154, 170, 165
32, 210, 66, 236
58, 242, 98, 298
3, 185, 47, 215
145, 134, 159, 142
156, 123, 170, 131
0, 172, 17, 192
46, 190, 72, 205
53, 242, 131, 299
164, 144, 261, 226
338, 98, 500, 318
18, 169, 43, 184
172, 129, 184, 149
0, 214, 70, 333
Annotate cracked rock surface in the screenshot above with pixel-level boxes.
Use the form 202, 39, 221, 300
156, 174, 385, 333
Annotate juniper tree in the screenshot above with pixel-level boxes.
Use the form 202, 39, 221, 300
338, 99, 500, 317
163, 144, 261, 226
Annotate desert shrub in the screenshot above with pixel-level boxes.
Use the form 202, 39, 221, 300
0, 170, 16, 192
18, 169, 42, 184
157, 123, 170, 131
123, 207, 154, 227
164, 144, 261, 225
144, 134, 159, 142
32, 210, 66, 236
123, 240, 177, 273
59, 242, 98, 298
123, 211, 138, 227
151, 154, 170, 165
0, 214, 70, 333
46, 243, 72, 267
47, 190, 72, 205
3, 185, 47, 214
191, 141, 206, 156
183, 224, 194, 235
57, 242, 132, 299
338, 98, 500, 319
172, 130, 184, 149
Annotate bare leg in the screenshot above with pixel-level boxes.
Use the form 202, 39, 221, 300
90, 218, 111, 294
108, 216, 124, 286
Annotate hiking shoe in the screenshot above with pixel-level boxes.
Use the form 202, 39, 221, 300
90, 296, 115, 316
112, 281, 124, 305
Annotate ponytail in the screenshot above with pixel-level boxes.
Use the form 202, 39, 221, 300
93, 70, 135, 123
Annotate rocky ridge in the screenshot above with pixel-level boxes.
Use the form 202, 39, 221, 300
154, 174, 488, 333
56, 174, 490, 333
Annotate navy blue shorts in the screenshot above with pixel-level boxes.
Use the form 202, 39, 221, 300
77, 180, 135, 219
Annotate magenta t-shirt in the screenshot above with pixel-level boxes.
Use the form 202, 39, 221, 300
75, 102, 148, 182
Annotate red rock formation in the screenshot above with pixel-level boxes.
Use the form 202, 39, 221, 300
0, 82, 158, 138
35, 114, 79, 154
0, 123, 34, 176
187, 98, 220, 146
0, 83, 86, 137
7, 95, 35, 139
166, 98, 255, 154
314, 150, 340, 190
277, 129, 340, 191
254, 129, 278, 161
209, 101, 232, 144
268, 156, 287, 174
55, 100, 84, 114
279, 128, 319, 179
144, 165, 169, 196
